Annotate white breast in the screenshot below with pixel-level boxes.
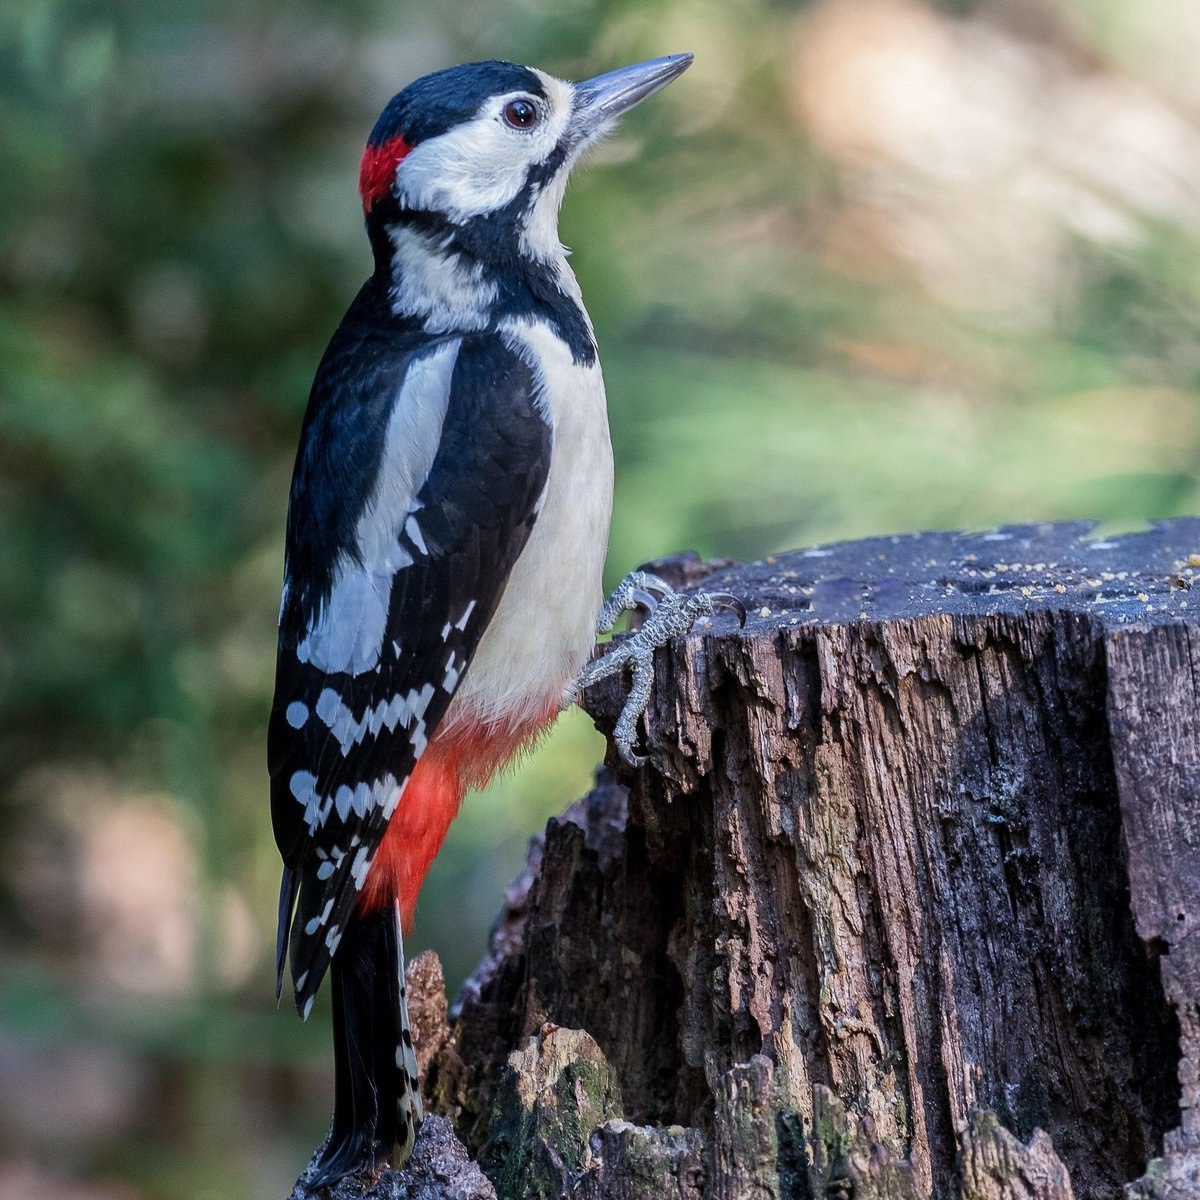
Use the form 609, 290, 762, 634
449, 316, 613, 727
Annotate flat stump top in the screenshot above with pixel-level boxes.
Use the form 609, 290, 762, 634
681, 519, 1200, 631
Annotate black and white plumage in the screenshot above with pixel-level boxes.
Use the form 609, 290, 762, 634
268, 53, 701, 1186
270, 310, 552, 1012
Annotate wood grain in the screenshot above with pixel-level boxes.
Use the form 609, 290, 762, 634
295, 521, 1200, 1200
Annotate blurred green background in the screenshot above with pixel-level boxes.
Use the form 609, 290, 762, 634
3, 0, 1200, 1195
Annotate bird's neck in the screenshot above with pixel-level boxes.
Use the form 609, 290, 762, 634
372, 211, 596, 364
381, 220, 504, 334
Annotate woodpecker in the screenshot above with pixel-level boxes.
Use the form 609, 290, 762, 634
269, 53, 742, 1187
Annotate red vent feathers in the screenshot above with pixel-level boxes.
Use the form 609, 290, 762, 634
358, 135, 412, 212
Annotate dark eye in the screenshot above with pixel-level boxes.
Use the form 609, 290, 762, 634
503, 99, 539, 129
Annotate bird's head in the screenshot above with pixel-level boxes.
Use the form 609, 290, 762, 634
358, 54, 693, 273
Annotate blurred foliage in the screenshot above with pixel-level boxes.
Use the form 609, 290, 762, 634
3, 0, 1200, 1195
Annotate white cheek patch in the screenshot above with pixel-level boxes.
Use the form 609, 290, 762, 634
394, 77, 575, 224
399, 120, 530, 219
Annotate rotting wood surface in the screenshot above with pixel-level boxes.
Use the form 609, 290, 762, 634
293, 521, 1200, 1200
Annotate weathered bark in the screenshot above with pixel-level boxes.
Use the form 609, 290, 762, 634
293, 520, 1200, 1200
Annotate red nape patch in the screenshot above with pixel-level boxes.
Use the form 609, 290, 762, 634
358, 135, 412, 212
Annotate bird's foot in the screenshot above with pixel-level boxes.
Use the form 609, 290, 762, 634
575, 575, 746, 767
594, 569, 676, 634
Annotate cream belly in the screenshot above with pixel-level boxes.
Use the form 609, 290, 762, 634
447, 318, 613, 727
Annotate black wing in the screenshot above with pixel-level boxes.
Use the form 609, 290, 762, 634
269, 324, 550, 1015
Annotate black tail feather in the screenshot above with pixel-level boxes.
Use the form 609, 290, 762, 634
307, 901, 422, 1190
276, 866, 297, 1003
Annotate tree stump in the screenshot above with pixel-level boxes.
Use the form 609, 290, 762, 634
293, 520, 1200, 1200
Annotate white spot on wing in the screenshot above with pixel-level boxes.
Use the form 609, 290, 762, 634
384, 693, 406, 731
315, 688, 363, 755
455, 599, 477, 630
383, 776, 404, 819
315, 793, 334, 828
285, 700, 308, 729
413, 683, 435, 719
352, 782, 371, 817
350, 845, 372, 890
404, 514, 428, 556
315, 686, 439, 755
290, 771, 317, 806
411, 718, 428, 759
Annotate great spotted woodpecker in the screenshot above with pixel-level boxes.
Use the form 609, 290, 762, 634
269, 53, 742, 1187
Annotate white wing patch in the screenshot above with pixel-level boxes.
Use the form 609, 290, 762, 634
297, 568, 392, 675
359, 341, 458, 561
295, 340, 460, 676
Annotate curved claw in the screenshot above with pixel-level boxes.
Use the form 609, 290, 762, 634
709, 593, 747, 627
631, 587, 662, 614
630, 571, 675, 598
597, 570, 679, 637
617, 741, 649, 770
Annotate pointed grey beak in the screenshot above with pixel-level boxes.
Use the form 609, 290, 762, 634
571, 53, 694, 143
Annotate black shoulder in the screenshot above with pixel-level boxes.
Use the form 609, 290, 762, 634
427, 332, 550, 524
